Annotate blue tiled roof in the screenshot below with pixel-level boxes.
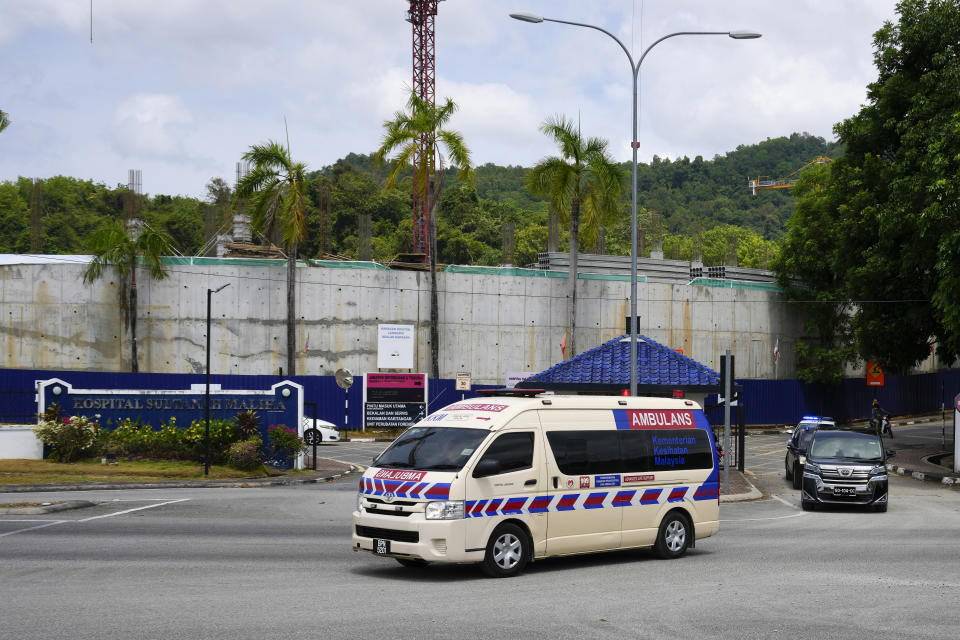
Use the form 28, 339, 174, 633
524, 334, 720, 387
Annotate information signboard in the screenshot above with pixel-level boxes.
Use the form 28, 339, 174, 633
363, 373, 427, 430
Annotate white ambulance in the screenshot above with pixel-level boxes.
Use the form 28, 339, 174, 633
351, 391, 720, 577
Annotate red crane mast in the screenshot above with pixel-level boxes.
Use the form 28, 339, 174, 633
406, 0, 440, 262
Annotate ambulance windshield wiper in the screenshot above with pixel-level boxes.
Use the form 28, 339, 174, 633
419, 464, 461, 471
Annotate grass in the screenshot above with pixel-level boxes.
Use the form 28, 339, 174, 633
0, 458, 294, 486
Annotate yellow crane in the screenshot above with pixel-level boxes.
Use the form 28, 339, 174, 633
748, 156, 832, 195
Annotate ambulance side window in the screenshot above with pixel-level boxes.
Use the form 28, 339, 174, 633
474, 432, 534, 476
546, 431, 620, 475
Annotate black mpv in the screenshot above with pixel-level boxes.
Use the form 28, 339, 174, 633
801, 430, 894, 512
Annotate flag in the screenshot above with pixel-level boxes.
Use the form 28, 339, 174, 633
560, 332, 568, 360
774, 337, 780, 363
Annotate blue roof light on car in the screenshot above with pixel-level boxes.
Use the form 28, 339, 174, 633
802, 415, 820, 420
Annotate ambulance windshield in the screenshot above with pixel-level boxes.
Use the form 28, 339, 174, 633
373, 427, 490, 471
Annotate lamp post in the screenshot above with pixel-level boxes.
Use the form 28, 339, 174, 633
204, 283, 230, 475
510, 12, 760, 395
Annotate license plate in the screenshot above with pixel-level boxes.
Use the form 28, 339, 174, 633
833, 487, 857, 496
374, 538, 391, 555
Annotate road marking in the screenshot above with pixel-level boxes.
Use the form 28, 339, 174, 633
768, 493, 799, 509
721, 512, 806, 523
77, 498, 190, 522
0, 520, 67, 537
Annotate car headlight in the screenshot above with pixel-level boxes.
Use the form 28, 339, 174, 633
870, 464, 887, 476
357, 493, 364, 513
804, 462, 820, 475
425, 500, 464, 520
798, 455, 806, 465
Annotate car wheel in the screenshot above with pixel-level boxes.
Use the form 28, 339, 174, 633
482, 523, 529, 578
784, 456, 792, 480
396, 558, 429, 568
792, 463, 802, 490
801, 500, 815, 511
653, 512, 690, 560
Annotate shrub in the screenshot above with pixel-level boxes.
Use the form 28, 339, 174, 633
228, 437, 263, 471
267, 424, 306, 461
233, 411, 260, 439
34, 405, 101, 462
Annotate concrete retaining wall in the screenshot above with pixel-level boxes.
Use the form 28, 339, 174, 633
1, 258, 804, 384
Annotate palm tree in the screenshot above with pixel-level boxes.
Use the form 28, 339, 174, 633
375, 90, 473, 379
526, 116, 624, 358
0, 109, 9, 133
235, 141, 308, 376
83, 219, 173, 373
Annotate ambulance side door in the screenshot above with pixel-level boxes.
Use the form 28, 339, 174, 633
539, 410, 623, 555
463, 412, 546, 554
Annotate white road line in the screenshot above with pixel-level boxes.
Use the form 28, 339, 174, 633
0, 520, 67, 537
768, 493, 799, 509
77, 498, 190, 522
721, 513, 806, 523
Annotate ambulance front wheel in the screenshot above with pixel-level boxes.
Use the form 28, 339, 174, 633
482, 523, 530, 578
653, 511, 690, 559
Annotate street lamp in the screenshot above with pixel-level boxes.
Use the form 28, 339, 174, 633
510, 12, 760, 396
204, 282, 230, 475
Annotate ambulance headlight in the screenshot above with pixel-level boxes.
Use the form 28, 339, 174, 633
357, 493, 364, 513
425, 500, 464, 520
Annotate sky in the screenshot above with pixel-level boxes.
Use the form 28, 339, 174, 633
0, 0, 900, 200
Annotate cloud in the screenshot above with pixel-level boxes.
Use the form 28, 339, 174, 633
110, 94, 193, 158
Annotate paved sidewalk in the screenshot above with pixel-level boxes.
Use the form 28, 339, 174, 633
876, 415, 959, 486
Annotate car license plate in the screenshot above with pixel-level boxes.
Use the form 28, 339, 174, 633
833, 487, 857, 496
374, 538, 391, 555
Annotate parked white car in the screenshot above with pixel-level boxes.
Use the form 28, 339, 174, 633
301, 417, 341, 442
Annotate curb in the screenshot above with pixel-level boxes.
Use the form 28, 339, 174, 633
719, 472, 763, 503
886, 462, 960, 487
0, 465, 359, 494
0, 499, 96, 515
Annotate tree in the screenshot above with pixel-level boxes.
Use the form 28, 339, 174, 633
83, 218, 173, 373
236, 141, 309, 376
375, 90, 473, 379
526, 115, 624, 357
0, 109, 9, 133
775, 0, 960, 379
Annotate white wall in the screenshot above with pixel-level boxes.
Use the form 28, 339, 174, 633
0, 259, 805, 383
0, 425, 43, 459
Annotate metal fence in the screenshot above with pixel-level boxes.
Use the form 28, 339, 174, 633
3, 367, 959, 430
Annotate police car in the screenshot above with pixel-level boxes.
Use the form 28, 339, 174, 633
785, 416, 836, 490
301, 417, 341, 442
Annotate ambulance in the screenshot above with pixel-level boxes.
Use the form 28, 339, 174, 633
351, 391, 720, 577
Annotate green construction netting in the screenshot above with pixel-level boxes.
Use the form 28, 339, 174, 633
162, 257, 390, 270
443, 265, 646, 281
689, 277, 785, 292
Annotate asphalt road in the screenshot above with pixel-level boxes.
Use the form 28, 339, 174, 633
2, 437, 959, 640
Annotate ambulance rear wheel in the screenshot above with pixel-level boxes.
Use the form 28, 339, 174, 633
653, 512, 690, 559
482, 523, 529, 578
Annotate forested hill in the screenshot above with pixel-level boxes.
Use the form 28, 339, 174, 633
0, 132, 841, 266
319, 131, 840, 243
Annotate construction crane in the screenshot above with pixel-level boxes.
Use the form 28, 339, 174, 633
406, 0, 444, 263
748, 156, 832, 195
